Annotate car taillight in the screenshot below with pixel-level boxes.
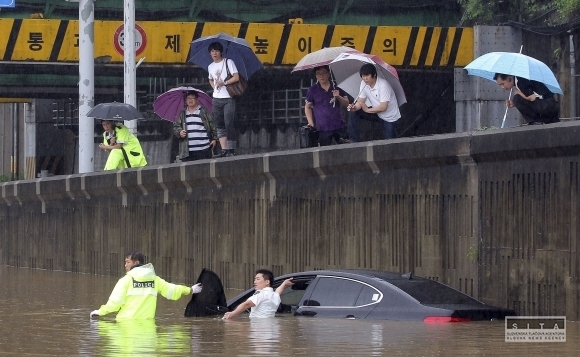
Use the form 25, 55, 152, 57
423, 316, 471, 323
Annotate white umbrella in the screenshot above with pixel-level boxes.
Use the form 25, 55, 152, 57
292, 46, 357, 72
329, 52, 407, 106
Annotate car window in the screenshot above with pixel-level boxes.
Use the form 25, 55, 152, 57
355, 285, 381, 306
274, 277, 313, 313
280, 284, 308, 306
388, 278, 482, 305
304, 277, 381, 307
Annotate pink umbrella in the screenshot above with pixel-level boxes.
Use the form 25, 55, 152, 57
153, 87, 213, 122
329, 51, 407, 107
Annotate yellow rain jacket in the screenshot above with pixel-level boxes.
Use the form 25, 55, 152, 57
96, 263, 191, 320
103, 124, 147, 170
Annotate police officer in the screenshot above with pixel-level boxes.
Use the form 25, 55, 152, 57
90, 251, 201, 320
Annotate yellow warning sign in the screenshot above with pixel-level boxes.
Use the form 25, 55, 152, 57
9, 19, 62, 60
281, 24, 330, 64
245, 23, 285, 65
0, 19, 474, 68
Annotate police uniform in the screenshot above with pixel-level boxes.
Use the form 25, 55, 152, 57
96, 263, 191, 320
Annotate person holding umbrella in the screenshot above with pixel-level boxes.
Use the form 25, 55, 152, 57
304, 65, 351, 146
465, 51, 563, 128
207, 42, 239, 157
99, 120, 147, 170
494, 73, 559, 125
346, 63, 401, 141
173, 90, 218, 161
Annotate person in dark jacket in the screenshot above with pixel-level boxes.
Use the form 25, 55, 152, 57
494, 73, 559, 125
173, 91, 218, 161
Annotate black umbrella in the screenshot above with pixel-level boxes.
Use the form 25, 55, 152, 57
86, 102, 144, 121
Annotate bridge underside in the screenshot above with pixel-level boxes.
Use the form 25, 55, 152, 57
6, 0, 461, 26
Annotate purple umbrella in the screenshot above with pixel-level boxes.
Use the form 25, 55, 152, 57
153, 87, 213, 122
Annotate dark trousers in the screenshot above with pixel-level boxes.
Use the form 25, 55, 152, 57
318, 128, 348, 146
513, 96, 559, 124
182, 148, 212, 162
213, 97, 236, 140
348, 110, 397, 142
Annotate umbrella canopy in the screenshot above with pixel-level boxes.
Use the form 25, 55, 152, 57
188, 33, 263, 80
329, 52, 407, 107
153, 87, 212, 122
86, 102, 144, 121
292, 46, 357, 73
464, 52, 563, 94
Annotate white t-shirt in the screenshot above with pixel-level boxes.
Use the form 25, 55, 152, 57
207, 58, 238, 99
248, 287, 281, 318
359, 76, 401, 122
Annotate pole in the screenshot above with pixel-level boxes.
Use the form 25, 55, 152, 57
570, 31, 576, 119
124, 0, 137, 133
78, 0, 95, 173
11, 103, 18, 181
501, 45, 523, 128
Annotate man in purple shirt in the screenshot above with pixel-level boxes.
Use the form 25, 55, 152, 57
305, 65, 351, 146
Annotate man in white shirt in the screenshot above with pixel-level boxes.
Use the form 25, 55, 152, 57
347, 63, 401, 142
223, 269, 293, 319
207, 41, 240, 157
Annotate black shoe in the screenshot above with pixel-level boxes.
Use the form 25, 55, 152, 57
225, 150, 236, 157
212, 150, 227, 158
338, 138, 352, 144
528, 121, 544, 125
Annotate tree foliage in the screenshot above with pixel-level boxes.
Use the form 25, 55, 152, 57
457, 0, 580, 24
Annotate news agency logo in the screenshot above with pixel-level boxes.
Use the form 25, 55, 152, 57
505, 316, 566, 342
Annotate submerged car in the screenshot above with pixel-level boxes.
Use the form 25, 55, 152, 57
224, 269, 516, 322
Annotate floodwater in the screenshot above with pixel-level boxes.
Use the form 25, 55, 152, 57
0, 265, 578, 356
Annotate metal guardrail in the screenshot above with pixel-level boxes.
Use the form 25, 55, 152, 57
237, 86, 308, 125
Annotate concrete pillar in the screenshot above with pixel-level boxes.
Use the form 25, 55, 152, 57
124, 0, 137, 133
78, 0, 95, 173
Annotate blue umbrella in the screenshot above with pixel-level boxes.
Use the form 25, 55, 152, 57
464, 52, 563, 94
188, 33, 263, 80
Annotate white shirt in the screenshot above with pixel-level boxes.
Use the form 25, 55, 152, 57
359, 76, 401, 122
208, 58, 238, 99
248, 287, 281, 318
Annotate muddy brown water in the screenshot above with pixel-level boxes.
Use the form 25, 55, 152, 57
0, 265, 578, 356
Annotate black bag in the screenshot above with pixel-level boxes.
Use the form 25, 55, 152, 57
299, 125, 319, 148
224, 59, 248, 97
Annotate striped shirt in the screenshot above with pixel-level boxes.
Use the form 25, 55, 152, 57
185, 107, 210, 152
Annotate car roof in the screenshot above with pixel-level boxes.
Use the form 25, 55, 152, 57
278, 269, 482, 305
278, 269, 416, 282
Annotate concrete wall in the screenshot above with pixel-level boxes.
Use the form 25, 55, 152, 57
1, 122, 580, 319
